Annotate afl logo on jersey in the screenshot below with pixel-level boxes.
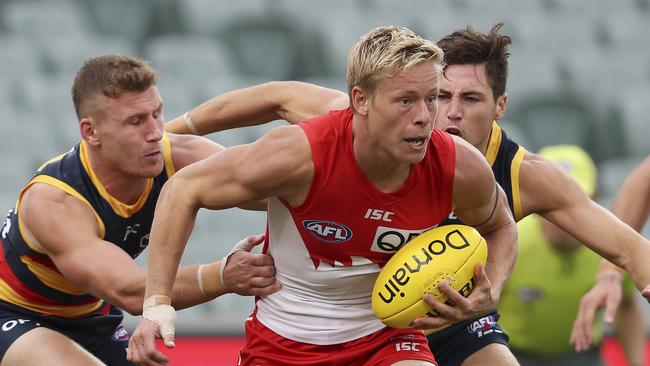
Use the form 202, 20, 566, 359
303, 220, 353, 243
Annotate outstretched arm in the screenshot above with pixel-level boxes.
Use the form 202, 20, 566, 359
165, 81, 349, 134
521, 153, 650, 293
128, 125, 312, 364
144, 125, 312, 299
18, 185, 279, 315
571, 155, 650, 351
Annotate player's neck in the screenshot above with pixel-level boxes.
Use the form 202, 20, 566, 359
84, 148, 150, 205
352, 138, 411, 193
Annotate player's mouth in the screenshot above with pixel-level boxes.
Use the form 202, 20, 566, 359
444, 126, 462, 137
404, 136, 427, 149
144, 151, 161, 160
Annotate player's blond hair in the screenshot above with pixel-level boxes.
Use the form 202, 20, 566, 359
346, 26, 444, 102
72, 55, 158, 120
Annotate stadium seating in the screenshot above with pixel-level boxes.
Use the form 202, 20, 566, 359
143, 35, 235, 82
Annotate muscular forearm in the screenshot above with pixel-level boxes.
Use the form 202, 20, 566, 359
165, 82, 289, 135
482, 222, 518, 301
114, 260, 226, 315
623, 238, 650, 291
145, 176, 200, 302
169, 262, 226, 310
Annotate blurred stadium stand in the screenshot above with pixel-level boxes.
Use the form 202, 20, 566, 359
1, 0, 650, 339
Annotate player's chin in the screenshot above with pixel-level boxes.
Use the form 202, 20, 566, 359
139, 162, 165, 178
400, 148, 428, 164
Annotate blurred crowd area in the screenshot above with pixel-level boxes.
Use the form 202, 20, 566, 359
1, 0, 650, 334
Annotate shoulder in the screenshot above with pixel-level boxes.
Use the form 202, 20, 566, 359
519, 151, 573, 189
452, 136, 493, 180
450, 136, 496, 201
257, 125, 311, 158
167, 133, 225, 170
518, 151, 586, 215
233, 125, 313, 204
20, 183, 101, 250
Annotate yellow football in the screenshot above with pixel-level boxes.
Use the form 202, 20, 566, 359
371, 224, 488, 328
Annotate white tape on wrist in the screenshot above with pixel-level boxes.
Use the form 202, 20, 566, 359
143, 303, 177, 339
143, 294, 171, 310
142, 294, 176, 340
183, 112, 200, 135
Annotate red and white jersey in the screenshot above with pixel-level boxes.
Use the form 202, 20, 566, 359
257, 108, 456, 345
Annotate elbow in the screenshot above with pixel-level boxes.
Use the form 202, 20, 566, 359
104, 280, 146, 315
161, 172, 198, 210
111, 292, 145, 315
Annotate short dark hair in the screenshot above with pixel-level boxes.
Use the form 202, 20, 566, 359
71, 55, 158, 119
437, 23, 511, 99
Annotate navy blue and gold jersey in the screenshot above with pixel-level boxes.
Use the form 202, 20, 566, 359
0, 135, 175, 317
441, 122, 526, 225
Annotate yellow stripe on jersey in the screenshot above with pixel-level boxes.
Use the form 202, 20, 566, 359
484, 121, 502, 167
0, 279, 103, 317
16, 176, 106, 252
20, 255, 87, 295
79, 141, 154, 218
37, 151, 68, 172
162, 134, 176, 177
511, 147, 526, 221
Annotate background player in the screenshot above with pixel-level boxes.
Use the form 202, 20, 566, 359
0, 55, 279, 365
499, 145, 646, 366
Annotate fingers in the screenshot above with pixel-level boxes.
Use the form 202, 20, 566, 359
127, 320, 170, 366
417, 264, 495, 329
248, 281, 283, 297
438, 280, 471, 310
233, 234, 266, 252
570, 298, 597, 351
642, 286, 650, 303
421, 290, 465, 325
128, 343, 170, 366
223, 250, 281, 296
603, 295, 619, 324
230, 251, 275, 267
411, 313, 450, 330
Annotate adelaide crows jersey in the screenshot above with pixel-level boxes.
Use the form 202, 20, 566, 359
0, 135, 175, 317
442, 121, 526, 225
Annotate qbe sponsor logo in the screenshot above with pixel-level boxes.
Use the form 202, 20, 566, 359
370, 225, 435, 253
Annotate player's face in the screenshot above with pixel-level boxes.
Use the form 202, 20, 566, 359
95, 86, 165, 178
435, 64, 506, 155
367, 62, 439, 164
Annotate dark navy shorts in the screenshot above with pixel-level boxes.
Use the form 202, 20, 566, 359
0, 301, 133, 365
426, 310, 509, 366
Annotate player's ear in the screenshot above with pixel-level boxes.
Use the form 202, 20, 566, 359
494, 93, 508, 120
351, 86, 369, 116
80, 117, 100, 146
